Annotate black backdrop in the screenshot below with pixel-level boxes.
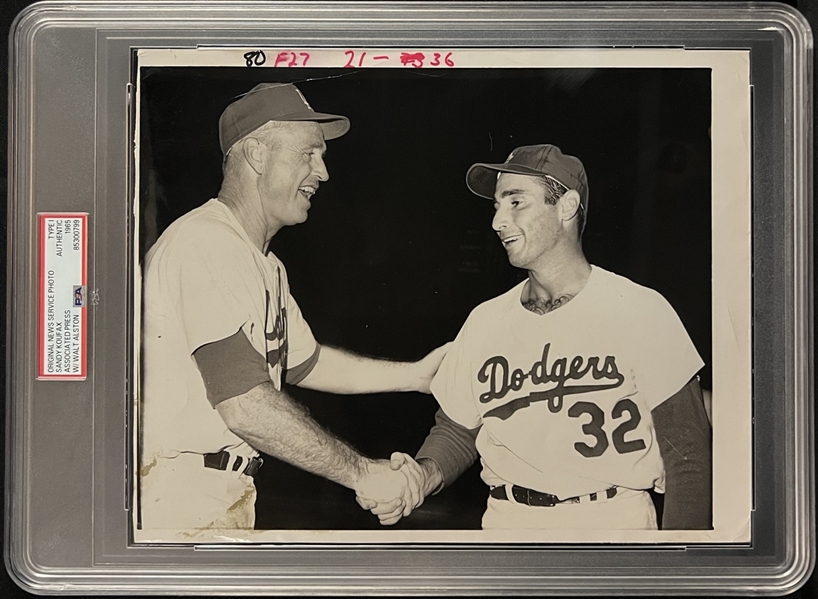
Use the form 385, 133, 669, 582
139, 66, 712, 530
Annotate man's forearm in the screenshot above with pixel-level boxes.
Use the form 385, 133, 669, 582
298, 344, 448, 395
217, 381, 368, 489
416, 458, 444, 496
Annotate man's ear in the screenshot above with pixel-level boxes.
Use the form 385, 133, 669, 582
559, 189, 582, 223
240, 137, 266, 175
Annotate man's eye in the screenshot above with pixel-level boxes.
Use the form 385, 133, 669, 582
511, 200, 521, 207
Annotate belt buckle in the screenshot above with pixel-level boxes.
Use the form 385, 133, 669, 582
512, 485, 557, 507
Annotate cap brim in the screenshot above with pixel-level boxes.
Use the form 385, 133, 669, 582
276, 110, 350, 140
466, 163, 550, 199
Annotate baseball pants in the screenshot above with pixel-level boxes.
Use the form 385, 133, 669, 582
139, 452, 257, 530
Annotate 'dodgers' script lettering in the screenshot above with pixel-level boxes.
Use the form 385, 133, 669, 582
478, 343, 625, 419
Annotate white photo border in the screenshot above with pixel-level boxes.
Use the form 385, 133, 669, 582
132, 47, 751, 545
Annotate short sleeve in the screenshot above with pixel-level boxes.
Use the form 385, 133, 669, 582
430, 316, 483, 429
637, 292, 705, 411
163, 228, 258, 355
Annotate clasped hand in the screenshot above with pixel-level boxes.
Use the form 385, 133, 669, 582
355, 453, 429, 525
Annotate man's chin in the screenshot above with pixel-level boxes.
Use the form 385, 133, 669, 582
281, 212, 309, 228
293, 203, 310, 222
504, 247, 524, 267
507, 252, 533, 270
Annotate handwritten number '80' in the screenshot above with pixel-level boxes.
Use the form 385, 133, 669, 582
568, 398, 647, 458
244, 51, 266, 67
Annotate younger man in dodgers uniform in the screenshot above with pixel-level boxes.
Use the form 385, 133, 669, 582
364, 145, 712, 530
140, 83, 446, 530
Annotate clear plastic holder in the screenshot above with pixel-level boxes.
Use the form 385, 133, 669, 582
5, 1, 814, 594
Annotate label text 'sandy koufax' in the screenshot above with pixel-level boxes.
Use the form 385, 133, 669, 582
39, 214, 88, 380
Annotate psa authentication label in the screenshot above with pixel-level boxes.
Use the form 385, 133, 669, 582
38, 213, 88, 380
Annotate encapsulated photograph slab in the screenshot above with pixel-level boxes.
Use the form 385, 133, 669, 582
132, 48, 751, 544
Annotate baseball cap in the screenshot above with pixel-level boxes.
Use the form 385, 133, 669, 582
218, 83, 350, 155
466, 144, 589, 215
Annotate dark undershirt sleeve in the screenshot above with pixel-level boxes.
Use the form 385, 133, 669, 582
651, 377, 713, 530
193, 329, 270, 408
416, 408, 480, 493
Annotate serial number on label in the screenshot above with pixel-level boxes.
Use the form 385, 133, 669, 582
38, 214, 88, 380
241, 49, 457, 69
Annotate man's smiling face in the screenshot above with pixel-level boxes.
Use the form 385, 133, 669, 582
258, 121, 328, 229
491, 172, 564, 270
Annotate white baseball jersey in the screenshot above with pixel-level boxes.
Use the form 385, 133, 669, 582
140, 199, 318, 527
431, 265, 703, 500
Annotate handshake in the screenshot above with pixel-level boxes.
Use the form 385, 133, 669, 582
354, 453, 444, 525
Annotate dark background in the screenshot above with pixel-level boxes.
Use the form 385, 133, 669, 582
2, 0, 816, 597
139, 66, 712, 530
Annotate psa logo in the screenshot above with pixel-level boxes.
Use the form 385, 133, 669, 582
73, 285, 86, 307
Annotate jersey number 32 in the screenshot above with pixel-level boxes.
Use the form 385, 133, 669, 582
568, 398, 646, 458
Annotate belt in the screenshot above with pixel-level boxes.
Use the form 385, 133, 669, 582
203, 450, 263, 477
490, 484, 618, 507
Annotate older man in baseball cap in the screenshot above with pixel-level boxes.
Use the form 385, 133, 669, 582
139, 82, 446, 532
363, 143, 712, 533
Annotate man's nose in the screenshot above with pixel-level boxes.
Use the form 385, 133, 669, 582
313, 155, 329, 182
492, 206, 508, 231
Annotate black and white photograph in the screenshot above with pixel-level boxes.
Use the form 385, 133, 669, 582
132, 48, 751, 544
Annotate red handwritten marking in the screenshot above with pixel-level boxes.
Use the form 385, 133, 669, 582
398, 51, 453, 67
373, 55, 390, 60
269, 51, 311, 67
400, 52, 425, 68
429, 52, 455, 67
343, 50, 369, 67
274, 51, 290, 68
